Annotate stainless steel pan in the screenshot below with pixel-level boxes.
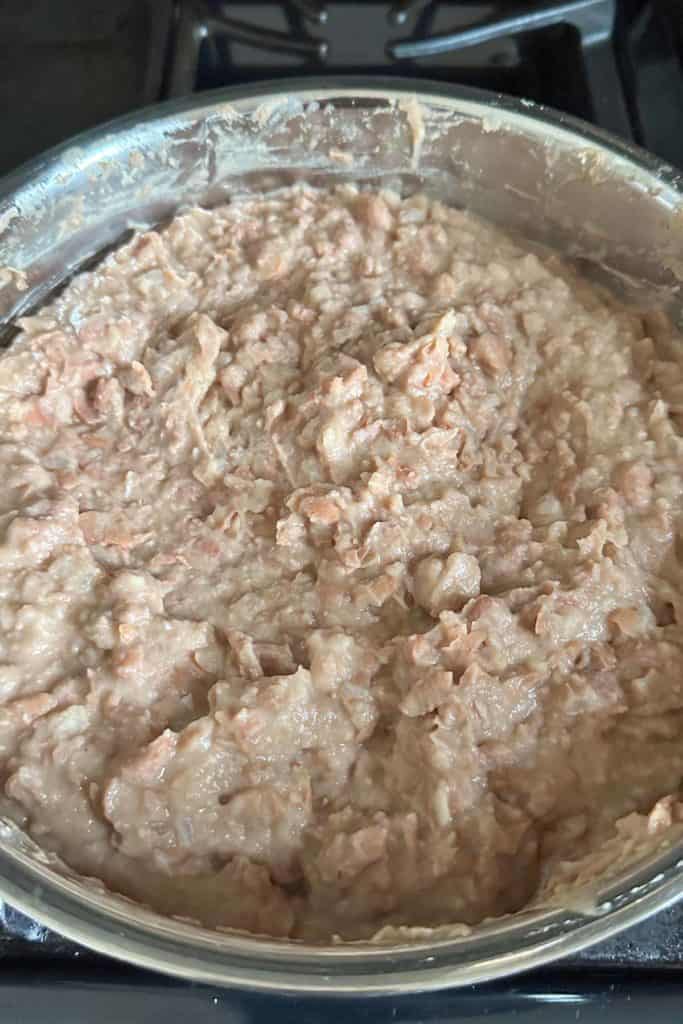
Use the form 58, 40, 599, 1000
0, 78, 681, 994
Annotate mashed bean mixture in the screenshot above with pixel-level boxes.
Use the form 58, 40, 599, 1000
0, 185, 682, 941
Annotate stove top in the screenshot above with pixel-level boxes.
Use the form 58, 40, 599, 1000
0, 0, 682, 1016
1, 0, 681, 178
166, 0, 682, 168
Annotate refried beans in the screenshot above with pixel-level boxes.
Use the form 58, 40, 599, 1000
0, 184, 682, 941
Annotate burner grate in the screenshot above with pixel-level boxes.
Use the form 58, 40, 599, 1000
161, 0, 682, 163
164, 0, 329, 96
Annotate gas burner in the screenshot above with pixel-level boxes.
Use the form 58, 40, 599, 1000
160, 0, 682, 164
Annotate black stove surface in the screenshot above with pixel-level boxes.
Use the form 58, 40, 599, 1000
0, 0, 682, 1016
2, 961, 683, 1024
